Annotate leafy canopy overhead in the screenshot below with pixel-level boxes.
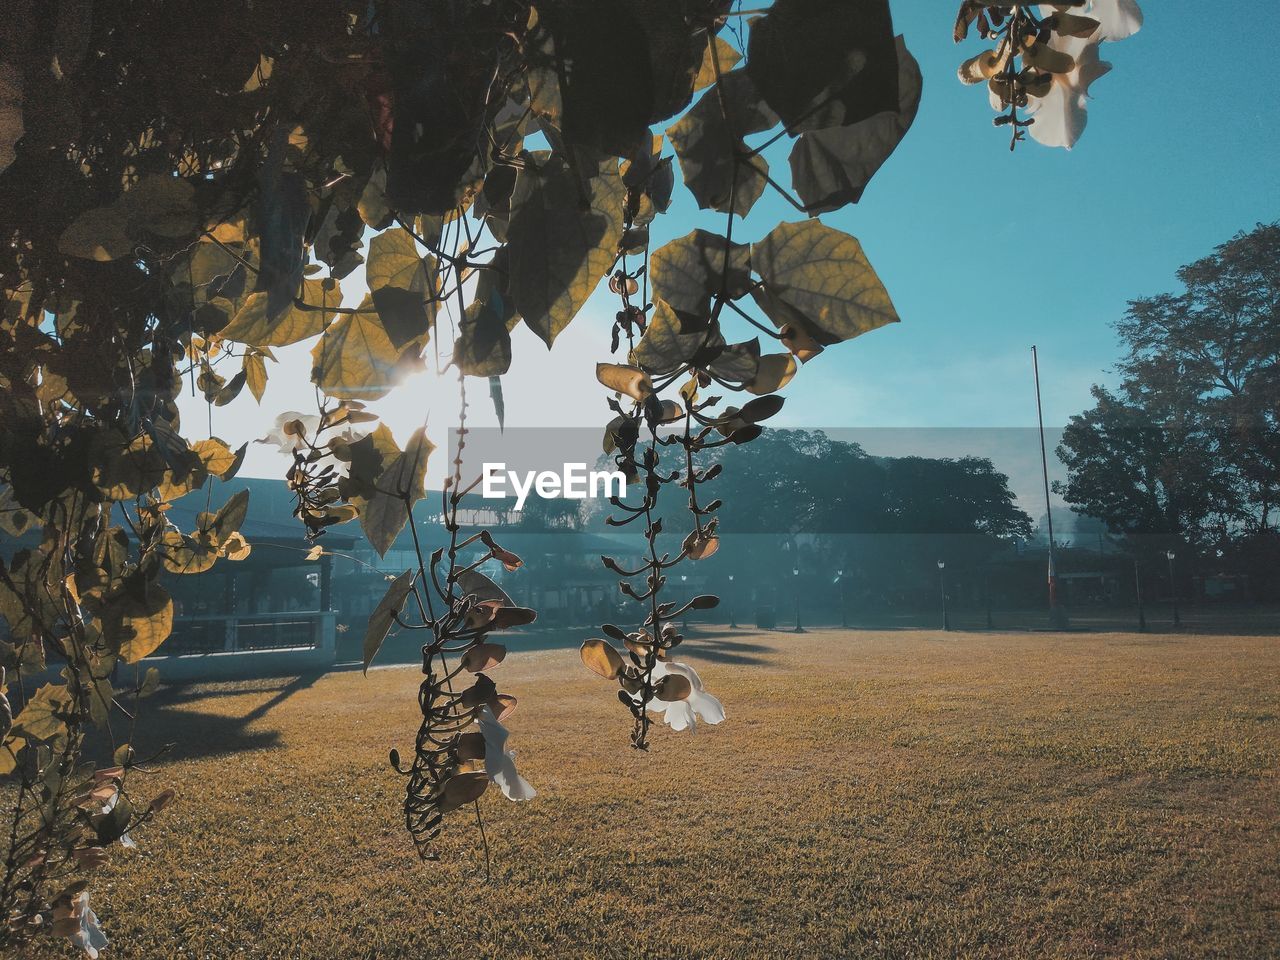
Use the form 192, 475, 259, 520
0, 0, 926, 947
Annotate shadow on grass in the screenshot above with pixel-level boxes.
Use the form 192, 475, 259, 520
87, 673, 325, 763
340, 624, 780, 669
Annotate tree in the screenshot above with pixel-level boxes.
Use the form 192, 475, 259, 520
1056, 385, 1230, 551
0, 1, 934, 949
1058, 223, 1280, 561
1115, 222, 1280, 537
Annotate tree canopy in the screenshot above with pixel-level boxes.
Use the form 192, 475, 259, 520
1057, 222, 1280, 564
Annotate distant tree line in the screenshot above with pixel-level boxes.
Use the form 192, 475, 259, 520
530, 428, 1037, 616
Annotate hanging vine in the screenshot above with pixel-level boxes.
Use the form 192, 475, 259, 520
0, 0, 1143, 953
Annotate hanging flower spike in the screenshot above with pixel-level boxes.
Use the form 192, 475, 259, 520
644, 661, 725, 733
476, 705, 536, 801
957, 0, 1143, 149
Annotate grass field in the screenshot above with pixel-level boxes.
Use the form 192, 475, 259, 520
30, 628, 1280, 959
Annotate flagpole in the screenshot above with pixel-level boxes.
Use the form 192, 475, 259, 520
1032, 345, 1066, 629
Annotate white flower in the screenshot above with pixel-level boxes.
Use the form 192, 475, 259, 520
52, 891, 109, 959
476, 706, 536, 801
1080, 0, 1144, 43
101, 787, 137, 850
1026, 40, 1113, 149
255, 411, 321, 453
645, 661, 725, 733
1026, 0, 1143, 149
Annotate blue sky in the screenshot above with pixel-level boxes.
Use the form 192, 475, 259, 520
184, 0, 1279, 506
747, 0, 1279, 431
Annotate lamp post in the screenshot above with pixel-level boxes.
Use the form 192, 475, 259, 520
1166, 549, 1180, 628
792, 567, 804, 633
835, 570, 848, 628
727, 574, 738, 629
680, 574, 690, 633
937, 560, 949, 632
984, 562, 993, 630
1134, 557, 1146, 632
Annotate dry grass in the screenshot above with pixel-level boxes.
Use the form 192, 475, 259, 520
29, 628, 1280, 959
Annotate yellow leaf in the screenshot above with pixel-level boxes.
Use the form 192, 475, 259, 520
105, 589, 174, 663
360, 428, 434, 556
580, 638, 624, 679
751, 221, 898, 344
244, 353, 268, 403
746, 353, 798, 395
693, 36, 741, 93
160, 529, 218, 574
364, 570, 414, 673
507, 154, 625, 346
192, 438, 236, 478
221, 278, 341, 348
310, 298, 401, 400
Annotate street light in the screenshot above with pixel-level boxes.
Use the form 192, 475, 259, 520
727, 574, 738, 629
681, 574, 690, 633
1166, 549, 1180, 628
792, 567, 805, 633
1134, 557, 1146, 632
937, 560, 949, 632
835, 569, 848, 628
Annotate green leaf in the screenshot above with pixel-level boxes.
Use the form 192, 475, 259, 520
57, 175, 200, 261
649, 228, 751, 324
666, 71, 776, 217
357, 167, 393, 229
124, 175, 199, 238
0, 64, 20, 176
364, 570, 414, 674
489, 376, 506, 431
138, 667, 161, 698
507, 153, 624, 346
454, 250, 518, 377
311, 297, 401, 400
366, 227, 438, 350
747, 0, 898, 131
456, 569, 514, 607
361, 428, 434, 556
58, 206, 133, 262
96, 792, 134, 845
211, 489, 250, 545
789, 38, 922, 214
335, 423, 400, 503
751, 221, 898, 345
526, 1, 704, 155
255, 169, 309, 319
708, 338, 762, 383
